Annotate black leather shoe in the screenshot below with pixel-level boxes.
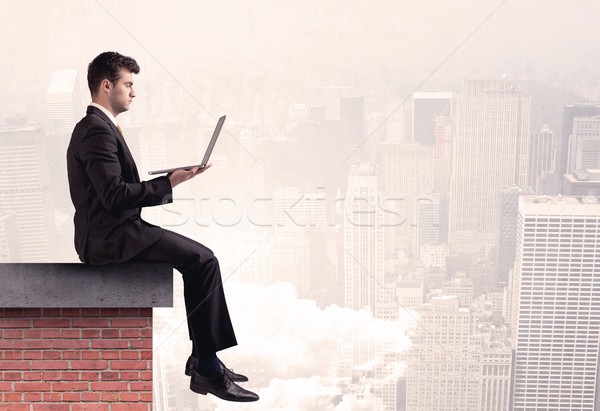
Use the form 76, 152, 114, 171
185, 356, 249, 382
189, 370, 259, 402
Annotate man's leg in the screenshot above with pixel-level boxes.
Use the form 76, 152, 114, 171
129, 229, 237, 355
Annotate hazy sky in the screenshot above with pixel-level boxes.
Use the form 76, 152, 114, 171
2, 0, 600, 99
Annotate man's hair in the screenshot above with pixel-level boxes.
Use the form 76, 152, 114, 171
87, 51, 140, 96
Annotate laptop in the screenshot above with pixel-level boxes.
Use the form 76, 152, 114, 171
148, 115, 226, 175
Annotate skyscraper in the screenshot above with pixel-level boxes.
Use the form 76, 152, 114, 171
528, 125, 555, 193
449, 79, 530, 254
567, 115, 600, 173
509, 195, 600, 411
344, 163, 385, 316
412, 91, 453, 145
560, 104, 600, 175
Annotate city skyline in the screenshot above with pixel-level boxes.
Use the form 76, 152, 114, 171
2, 1, 600, 410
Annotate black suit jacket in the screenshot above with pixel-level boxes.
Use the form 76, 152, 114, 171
67, 105, 173, 264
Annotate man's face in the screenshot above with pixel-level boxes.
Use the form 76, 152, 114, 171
108, 68, 135, 116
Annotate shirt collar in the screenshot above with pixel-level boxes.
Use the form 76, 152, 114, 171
89, 102, 118, 126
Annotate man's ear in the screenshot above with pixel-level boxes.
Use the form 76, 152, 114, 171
100, 78, 112, 94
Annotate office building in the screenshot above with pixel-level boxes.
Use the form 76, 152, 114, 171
412, 91, 453, 145
560, 104, 600, 175
509, 195, 600, 410
449, 79, 530, 254
528, 125, 556, 193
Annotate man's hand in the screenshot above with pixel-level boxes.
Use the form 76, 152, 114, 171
168, 164, 212, 188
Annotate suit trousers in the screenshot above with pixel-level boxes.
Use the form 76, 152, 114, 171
129, 228, 237, 354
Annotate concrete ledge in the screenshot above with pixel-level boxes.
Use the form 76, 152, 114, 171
0, 263, 173, 307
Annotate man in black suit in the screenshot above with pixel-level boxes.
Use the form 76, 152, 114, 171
67, 51, 258, 402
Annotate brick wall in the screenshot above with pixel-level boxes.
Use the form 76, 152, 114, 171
0, 308, 153, 411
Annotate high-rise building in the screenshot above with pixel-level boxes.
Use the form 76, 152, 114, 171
497, 186, 534, 284
412, 91, 453, 145
384, 100, 406, 142
528, 125, 556, 193
344, 163, 385, 316
406, 296, 481, 411
45, 69, 82, 133
560, 104, 600, 175
0, 126, 56, 261
567, 115, 600, 173
509, 195, 600, 411
449, 79, 530, 255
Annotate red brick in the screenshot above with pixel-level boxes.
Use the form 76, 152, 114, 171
99, 308, 120, 317
91, 381, 127, 391
101, 392, 119, 402
42, 351, 61, 360
4, 392, 23, 401
35, 401, 67, 409
42, 371, 61, 381
62, 392, 81, 402
52, 340, 89, 349
24, 329, 42, 339
31, 361, 69, 370
41, 392, 63, 402
73, 405, 108, 411
3, 309, 24, 317
4, 330, 24, 339
61, 329, 80, 339
72, 319, 109, 328
100, 351, 119, 360
0, 319, 30, 328
23, 308, 42, 317
140, 350, 152, 360
4, 372, 23, 381
82, 351, 100, 360
61, 308, 81, 317
15, 340, 51, 350
79, 372, 100, 381
42, 330, 61, 339
24, 351, 42, 360
110, 318, 149, 328
111, 361, 147, 370
91, 340, 128, 349
60, 372, 80, 381
121, 351, 139, 360
0, 361, 30, 370
112, 404, 149, 411
0, 340, 14, 349
139, 308, 152, 317
130, 381, 152, 391
41, 308, 61, 317
120, 371, 139, 381
52, 382, 89, 391
120, 392, 139, 402
140, 392, 152, 402
119, 308, 139, 316
101, 329, 120, 339
62, 351, 81, 360
23, 371, 42, 380
81, 329, 100, 339
140, 371, 152, 381
130, 340, 152, 349
120, 329, 139, 338
81, 309, 100, 317
0, 382, 13, 390
24, 392, 43, 402
33, 319, 70, 328
14, 382, 51, 392
4, 351, 22, 360
81, 392, 100, 402
140, 329, 152, 338
0, 404, 28, 411
100, 371, 119, 381
70, 361, 108, 370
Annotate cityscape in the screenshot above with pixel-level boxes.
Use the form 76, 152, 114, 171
2, 1, 600, 410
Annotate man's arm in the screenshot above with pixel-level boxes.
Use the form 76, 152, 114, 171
79, 124, 172, 211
